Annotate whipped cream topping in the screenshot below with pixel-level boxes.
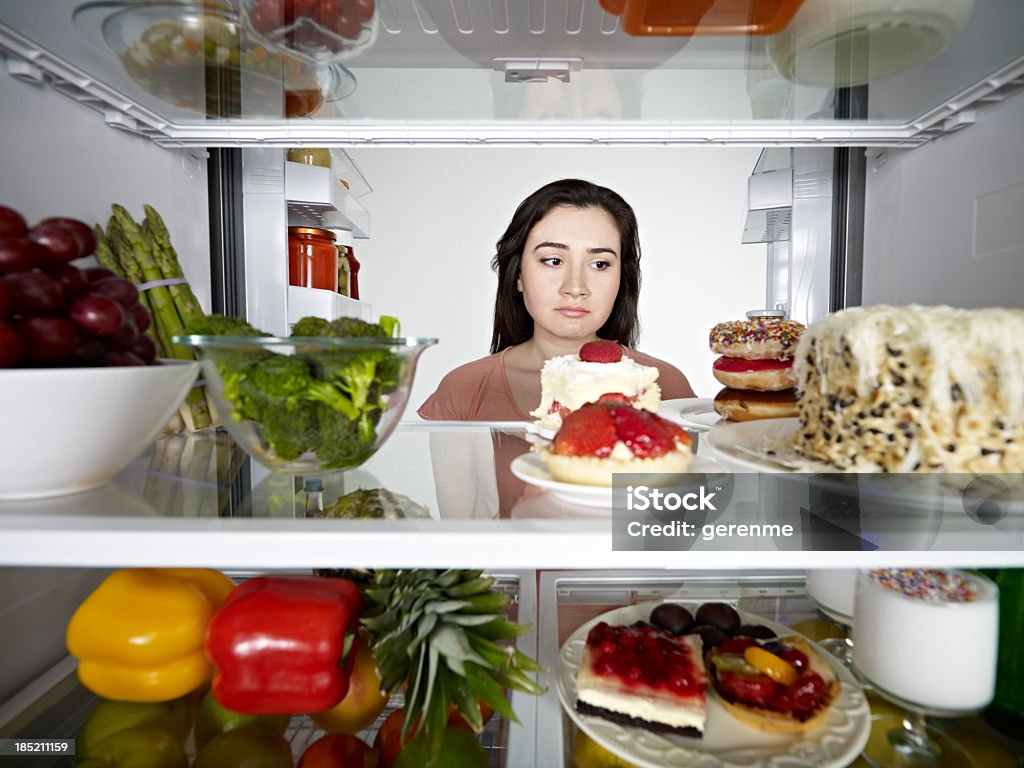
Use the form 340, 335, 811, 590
532, 353, 661, 429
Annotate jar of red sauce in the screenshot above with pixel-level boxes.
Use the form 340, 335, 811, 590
288, 226, 338, 292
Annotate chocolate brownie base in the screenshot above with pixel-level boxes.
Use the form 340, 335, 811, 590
576, 700, 703, 738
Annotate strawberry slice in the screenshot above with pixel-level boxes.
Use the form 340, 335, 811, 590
770, 672, 826, 716
717, 670, 777, 707
609, 406, 676, 458
552, 404, 618, 457
595, 392, 630, 405
579, 340, 622, 363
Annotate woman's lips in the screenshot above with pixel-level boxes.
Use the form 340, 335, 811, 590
556, 306, 589, 318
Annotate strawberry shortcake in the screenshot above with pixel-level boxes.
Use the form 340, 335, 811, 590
538, 397, 692, 486
531, 340, 662, 431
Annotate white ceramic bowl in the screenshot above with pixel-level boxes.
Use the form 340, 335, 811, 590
0, 361, 200, 499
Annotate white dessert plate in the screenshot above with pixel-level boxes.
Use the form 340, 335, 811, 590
557, 601, 870, 768
510, 452, 612, 507
510, 453, 723, 508
705, 417, 818, 472
524, 420, 556, 442
669, 398, 721, 433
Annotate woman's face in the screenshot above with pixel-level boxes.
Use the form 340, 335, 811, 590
517, 204, 622, 344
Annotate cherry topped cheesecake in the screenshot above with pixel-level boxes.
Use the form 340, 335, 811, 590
576, 621, 707, 737
706, 634, 840, 733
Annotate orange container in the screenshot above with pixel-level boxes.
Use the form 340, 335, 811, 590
599, 0, 805, 36
288, 226, 338, 292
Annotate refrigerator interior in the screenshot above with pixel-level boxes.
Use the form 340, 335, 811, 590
2, 0, 1024, 765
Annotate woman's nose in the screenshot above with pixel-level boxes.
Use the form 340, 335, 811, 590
561, 264, 589, 297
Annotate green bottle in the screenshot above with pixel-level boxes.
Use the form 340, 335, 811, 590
985, 568, 1024, 736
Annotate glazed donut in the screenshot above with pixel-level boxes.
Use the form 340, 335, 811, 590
713, 388, 798, 422
709, 319, 805, 360
712, 357, 795, 391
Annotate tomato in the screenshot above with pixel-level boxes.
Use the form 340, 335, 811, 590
331, 12, 361, 40
372, 710, 411, 768
299, 734, 378, 768
311, 639, 389, 735
447, 700, 495, 732
314, 0, 342, 26
293, 0, 317, 18
349, 0, 374, 23
250, 0, 286, 35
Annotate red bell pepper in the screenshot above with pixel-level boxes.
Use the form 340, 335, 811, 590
205, 576, 363, 715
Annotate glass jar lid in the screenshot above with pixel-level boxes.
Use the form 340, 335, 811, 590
288, 226, 336, 239
746, 308, 787, 319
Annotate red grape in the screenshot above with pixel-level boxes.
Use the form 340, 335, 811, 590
0, 279, 9, 319
82, 266, 118, 283
102, 350, 145, 367
108, 313, 139, 349
28, 223, 80, 265
128, 301, 152, 334
70, 334, 108, 367
37, 217, 97, 259
0, 206, 28, 239
129, 332, 157, 364
2, 271, 65, 315
0, 321, 22, 367
0, 238, 45, 274
16, 316, 79, 364
92, 277, 139, 307
44, 263, 90, 300
68, 293, 128, 336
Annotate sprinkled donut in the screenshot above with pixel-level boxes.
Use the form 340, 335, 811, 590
709, 319, 805, 361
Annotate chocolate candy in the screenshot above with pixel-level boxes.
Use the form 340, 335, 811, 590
691, 624, 730, 653
695, 602, 741, 634
735, 623, 777, 640
649, 603, 695, 636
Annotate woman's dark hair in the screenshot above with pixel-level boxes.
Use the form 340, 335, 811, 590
489, 178, 641, 354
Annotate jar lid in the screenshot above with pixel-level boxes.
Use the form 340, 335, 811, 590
746, 308, 787, 319
288, 226, 336, 240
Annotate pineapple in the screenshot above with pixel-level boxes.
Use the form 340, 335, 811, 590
360, 569, 545, 758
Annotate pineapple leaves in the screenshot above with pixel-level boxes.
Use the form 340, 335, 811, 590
361, 569, 546, 755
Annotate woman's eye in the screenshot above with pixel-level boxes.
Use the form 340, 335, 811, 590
541, 256, 562, 267
592, 260, 611, 270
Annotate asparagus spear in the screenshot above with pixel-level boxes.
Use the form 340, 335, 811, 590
93, 225, 125, 277
110, 205, 212, 430
140, 206, 221, 428
106, 218, 191, 431
108, 219, 173, 358
142, 204, 204, 325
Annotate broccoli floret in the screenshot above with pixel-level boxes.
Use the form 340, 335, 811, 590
324, 316, 386, 338
186, 314, 265, 337
314, 404, 377, 468
234, 355, 318, 461
290, 316, 330, 337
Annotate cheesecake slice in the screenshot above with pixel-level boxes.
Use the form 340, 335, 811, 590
576, 621, 707, 737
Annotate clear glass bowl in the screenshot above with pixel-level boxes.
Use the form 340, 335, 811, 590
75, 0, 356, 117
239, 0, 380, 66
174, 335, 436, 473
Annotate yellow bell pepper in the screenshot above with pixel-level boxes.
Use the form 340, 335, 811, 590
66, 568, 235, 702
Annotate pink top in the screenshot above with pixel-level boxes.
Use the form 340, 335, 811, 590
417, 347, 696, 421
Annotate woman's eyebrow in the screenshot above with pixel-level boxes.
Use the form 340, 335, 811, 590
532, 241, 618, 256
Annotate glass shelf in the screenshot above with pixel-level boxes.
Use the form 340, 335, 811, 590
1, 0, 1022, 145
